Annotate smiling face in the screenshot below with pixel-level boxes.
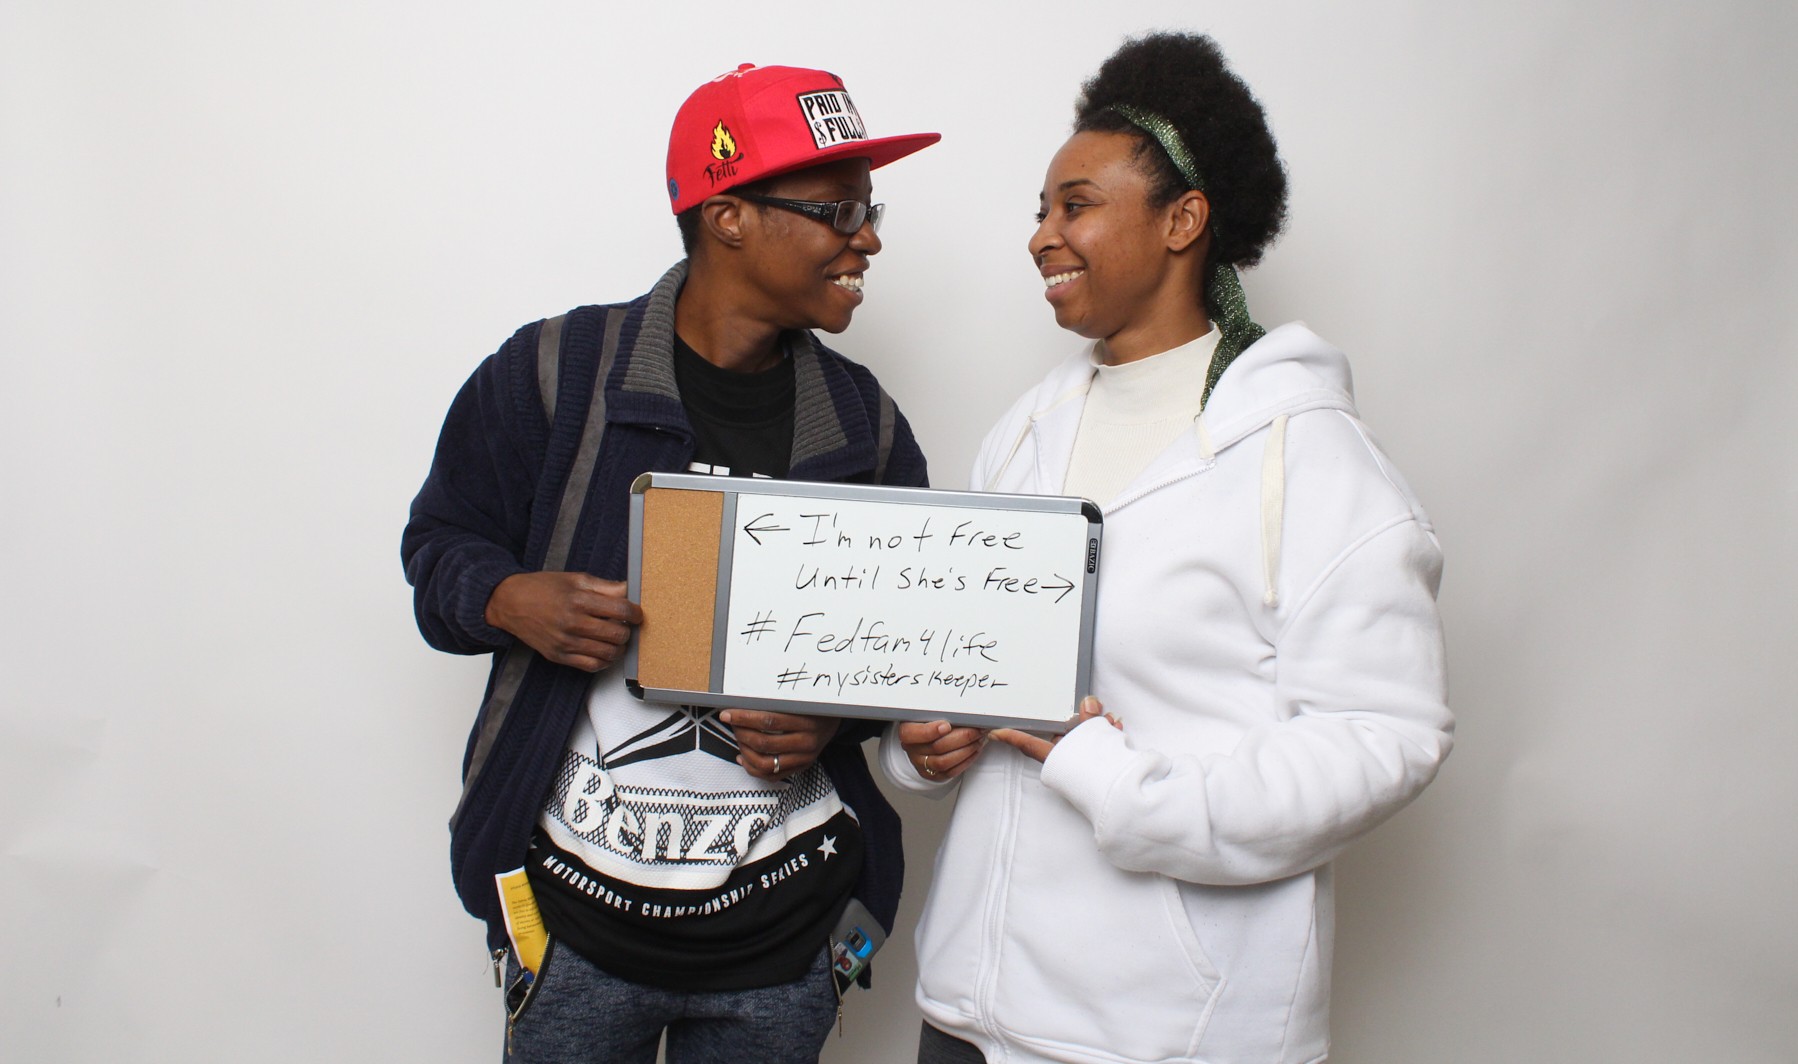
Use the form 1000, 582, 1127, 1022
1030, 131, 1211, 362
737, 157, 881, 335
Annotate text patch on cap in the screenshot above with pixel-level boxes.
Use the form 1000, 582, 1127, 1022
796, 90, 867, 149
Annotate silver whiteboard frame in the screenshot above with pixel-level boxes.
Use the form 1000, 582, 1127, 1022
625, 472, 1103, 733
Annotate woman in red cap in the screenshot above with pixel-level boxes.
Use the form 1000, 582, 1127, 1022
889, 33, 1453, 1064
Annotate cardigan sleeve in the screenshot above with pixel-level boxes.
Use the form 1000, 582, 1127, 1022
401, 326, 546, 655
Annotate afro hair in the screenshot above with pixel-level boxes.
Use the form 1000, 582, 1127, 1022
1075, 33, 1288, 270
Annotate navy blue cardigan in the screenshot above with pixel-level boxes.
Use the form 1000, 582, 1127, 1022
403, 264, 928, 954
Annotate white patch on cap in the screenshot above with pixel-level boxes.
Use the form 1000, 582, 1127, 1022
796, 90, 868, 150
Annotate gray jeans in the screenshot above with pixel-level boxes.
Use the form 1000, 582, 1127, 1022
917, 1022, 986, 1064
503, 939, 838, 1064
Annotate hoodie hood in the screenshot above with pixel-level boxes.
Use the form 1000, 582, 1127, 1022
1198, 322, 1357, 452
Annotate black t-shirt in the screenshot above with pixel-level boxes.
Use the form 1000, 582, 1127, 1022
671, 334, 794, 479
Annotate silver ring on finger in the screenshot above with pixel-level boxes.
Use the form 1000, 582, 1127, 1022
772, 754, 781, 775
923, 754, 934, 776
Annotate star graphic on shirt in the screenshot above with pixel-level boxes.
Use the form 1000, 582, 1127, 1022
817, 836, 838, 859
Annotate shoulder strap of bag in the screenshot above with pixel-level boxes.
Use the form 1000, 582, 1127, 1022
536, 313, 565, 422
449, 309, 625, 831
873, 386, 896, 484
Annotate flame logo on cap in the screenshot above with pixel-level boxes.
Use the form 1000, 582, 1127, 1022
710, 122, 739, 162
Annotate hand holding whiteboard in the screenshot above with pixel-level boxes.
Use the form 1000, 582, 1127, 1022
626, 473, 1102, 731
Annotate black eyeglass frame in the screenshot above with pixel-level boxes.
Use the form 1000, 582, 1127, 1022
734, 192, 884, 235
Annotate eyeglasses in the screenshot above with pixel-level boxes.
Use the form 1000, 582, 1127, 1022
735, 193, 884, 235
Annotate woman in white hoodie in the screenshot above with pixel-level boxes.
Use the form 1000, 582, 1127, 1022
885, 34, 1453, 1064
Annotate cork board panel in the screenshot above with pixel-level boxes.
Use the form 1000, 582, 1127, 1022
635, 486, 723, 692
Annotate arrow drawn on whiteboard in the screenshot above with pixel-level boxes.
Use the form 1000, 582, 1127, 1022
1043, 575, 1076, 604
742, 513, 790, 545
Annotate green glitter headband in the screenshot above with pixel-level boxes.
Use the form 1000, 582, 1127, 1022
1111, 104, 1206, 191
1106, 104, 1266, 408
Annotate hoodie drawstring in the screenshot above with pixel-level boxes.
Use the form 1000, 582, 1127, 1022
986, 416, 1037, 491
1259, 414, 1288, 607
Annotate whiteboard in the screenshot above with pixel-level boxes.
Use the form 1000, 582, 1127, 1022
626, 473, 1102, 731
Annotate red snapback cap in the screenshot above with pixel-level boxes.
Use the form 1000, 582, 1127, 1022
666, 63, 940, 214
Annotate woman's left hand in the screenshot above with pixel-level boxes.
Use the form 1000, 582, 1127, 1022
898, 719, 987, 781
989, 696, 1119, 764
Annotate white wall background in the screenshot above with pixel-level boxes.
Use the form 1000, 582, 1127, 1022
3, 1, 1794, 1060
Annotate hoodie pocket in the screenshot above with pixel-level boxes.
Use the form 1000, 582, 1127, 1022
991, 792, 1222, 1061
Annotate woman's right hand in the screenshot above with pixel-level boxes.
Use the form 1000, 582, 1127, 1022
896, 720, 987, 781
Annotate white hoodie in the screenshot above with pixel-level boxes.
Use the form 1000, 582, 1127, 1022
882, 325, 1452, 1063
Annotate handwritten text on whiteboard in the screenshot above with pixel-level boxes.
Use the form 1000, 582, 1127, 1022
720, 494, 1091, 723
